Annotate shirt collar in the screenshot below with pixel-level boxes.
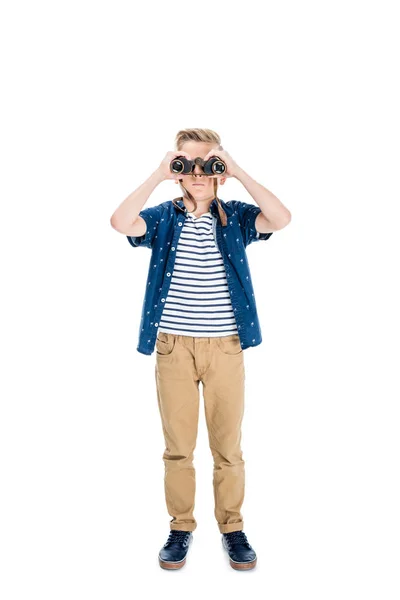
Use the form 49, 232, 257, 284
175, 197, 220, 217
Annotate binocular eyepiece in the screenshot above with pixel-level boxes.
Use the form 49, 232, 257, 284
170, 155, 226, 176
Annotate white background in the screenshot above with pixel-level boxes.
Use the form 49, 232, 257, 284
1, 1, 399, 598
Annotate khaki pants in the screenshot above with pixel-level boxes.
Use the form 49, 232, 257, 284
154, 331, 246, 534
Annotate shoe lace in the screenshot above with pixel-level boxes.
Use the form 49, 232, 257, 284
225, 531, 250, 547
166, 530, 191, 545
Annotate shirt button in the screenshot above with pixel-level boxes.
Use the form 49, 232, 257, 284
172, 247, 175, 251
161, 298, 165, 302
167, 273, 171, 276
155, 323, 158, 327
178, 222, 182, 227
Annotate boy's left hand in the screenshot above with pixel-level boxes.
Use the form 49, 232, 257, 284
203, 148, 240, 179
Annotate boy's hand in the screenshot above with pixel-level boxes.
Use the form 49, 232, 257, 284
157, 150, 192, 181
202, 148, 240, 179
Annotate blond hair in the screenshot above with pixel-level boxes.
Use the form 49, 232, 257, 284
172, 128, 227, 226
175, 128, 223, 150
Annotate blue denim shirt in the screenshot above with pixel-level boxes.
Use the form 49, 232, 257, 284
126, 197, 273, 355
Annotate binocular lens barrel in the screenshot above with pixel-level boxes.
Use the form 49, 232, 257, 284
170, 156, 226, 175
212, 161, 225, 174
171, 159, 185, 173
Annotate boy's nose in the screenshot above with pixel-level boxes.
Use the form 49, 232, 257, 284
192, 165, 204, 177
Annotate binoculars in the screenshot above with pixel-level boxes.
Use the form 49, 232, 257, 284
170, 155, 226, 176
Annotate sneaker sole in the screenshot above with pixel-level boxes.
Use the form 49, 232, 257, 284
158, 556, 187, 570
228, 557, 257, 570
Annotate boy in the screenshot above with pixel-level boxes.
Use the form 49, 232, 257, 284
110, 128, 291, 570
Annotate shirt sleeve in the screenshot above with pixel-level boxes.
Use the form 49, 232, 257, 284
126, 204, 163, 249
235, 201, 274, 247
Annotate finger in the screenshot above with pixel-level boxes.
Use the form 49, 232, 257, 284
174, 151, 191, 158
205, 151, 222, 161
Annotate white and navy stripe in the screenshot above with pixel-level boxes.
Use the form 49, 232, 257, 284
158, 211, 239, 337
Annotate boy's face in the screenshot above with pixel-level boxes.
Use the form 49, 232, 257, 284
175, 141, 226, 200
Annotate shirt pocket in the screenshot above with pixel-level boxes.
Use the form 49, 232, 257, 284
222, 214, 245, 254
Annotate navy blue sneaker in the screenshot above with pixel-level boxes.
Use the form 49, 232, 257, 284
158, 530, 193, 570
222, 530, 257, 570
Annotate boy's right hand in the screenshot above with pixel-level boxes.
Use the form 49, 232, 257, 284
157, 150, 192, 181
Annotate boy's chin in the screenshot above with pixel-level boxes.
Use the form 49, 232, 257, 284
192, 187, 212, 195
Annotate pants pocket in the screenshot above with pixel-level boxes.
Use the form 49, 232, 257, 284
216, 334, 243, 355
156, 332, 176, 356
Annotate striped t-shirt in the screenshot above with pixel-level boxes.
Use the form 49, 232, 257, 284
157, 209, 239, 337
